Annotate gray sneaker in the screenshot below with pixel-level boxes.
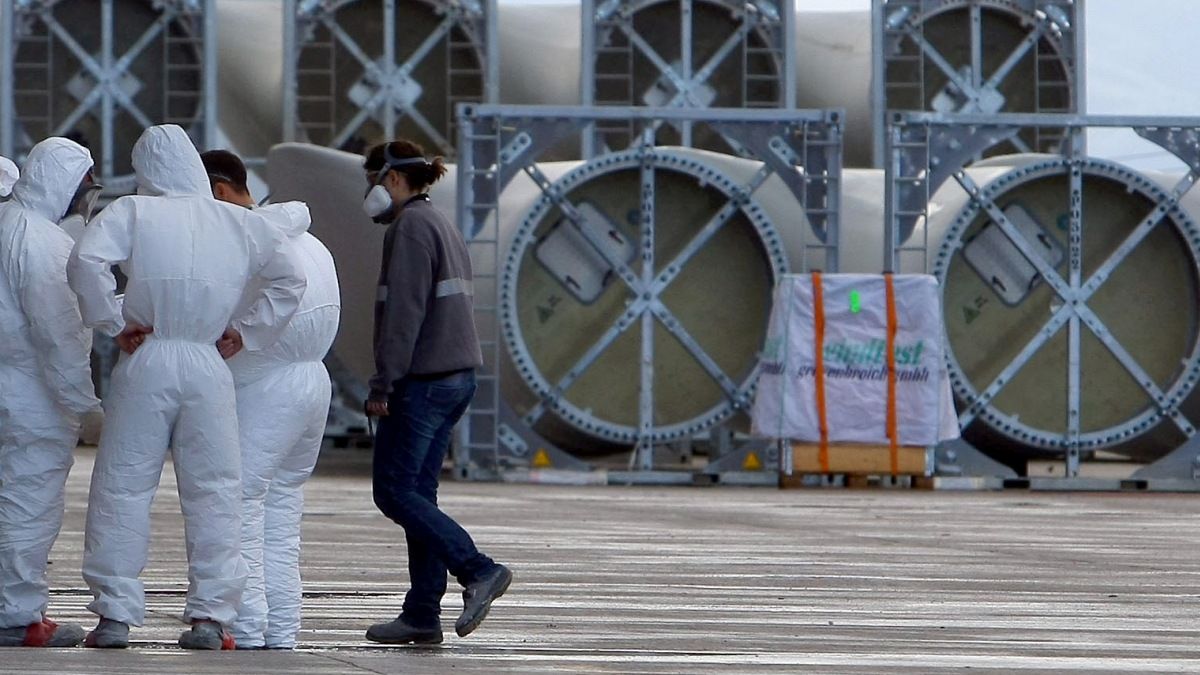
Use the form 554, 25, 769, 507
0, 618, 85, 647
178, 620, 235, 650
366, 616, 443, 645
455, 564, 513, 637
85, 618, 129, 649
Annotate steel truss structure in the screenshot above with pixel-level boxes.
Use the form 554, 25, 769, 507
886, 112, 1200, 485
455, 104, 842, 482
871, 0, 1084, 167
581, 0, 796, 158
283, 0, 497, 158
0, 0, 217, 194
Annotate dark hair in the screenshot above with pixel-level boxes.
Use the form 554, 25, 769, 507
364, 139, 447, 190
200, 149, 249, 195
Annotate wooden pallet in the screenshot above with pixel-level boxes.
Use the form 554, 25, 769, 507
780, 442, 932, 488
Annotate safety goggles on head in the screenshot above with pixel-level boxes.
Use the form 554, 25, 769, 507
208, 172, 255, 209
208, 171, 238, 187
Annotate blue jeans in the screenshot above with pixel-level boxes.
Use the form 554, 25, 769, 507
372, 370, 495, 626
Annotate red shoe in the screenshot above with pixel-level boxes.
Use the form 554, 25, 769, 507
2, 618, 87, 647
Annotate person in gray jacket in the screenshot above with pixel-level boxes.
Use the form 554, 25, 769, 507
361, 139, 511, 645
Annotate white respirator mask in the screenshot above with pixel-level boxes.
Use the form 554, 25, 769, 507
362, 184, 395, 223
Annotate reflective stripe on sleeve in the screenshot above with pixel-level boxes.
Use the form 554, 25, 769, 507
435, 277, 473, 298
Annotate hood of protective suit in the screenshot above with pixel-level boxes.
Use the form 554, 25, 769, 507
0, 156, 17, 198
131, 124, 211, 197
11, 138, 92, 222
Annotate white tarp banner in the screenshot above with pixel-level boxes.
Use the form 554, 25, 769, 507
751, 273, 959, 446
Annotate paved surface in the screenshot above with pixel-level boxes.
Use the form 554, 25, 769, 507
1, 448, 1199, 673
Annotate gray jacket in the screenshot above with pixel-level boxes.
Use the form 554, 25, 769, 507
369, 194, 483, 400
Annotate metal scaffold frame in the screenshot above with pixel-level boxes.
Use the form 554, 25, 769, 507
0, 0, 217, 194
871, 0, 1085, 167
886, 111, 1200, 489
455, 104, 842, 484
580, 0, 796, 158
282, 0, 498, 158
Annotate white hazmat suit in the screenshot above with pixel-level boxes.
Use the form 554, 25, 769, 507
0, 156, 18, 197
228, 202, 341, 648
0, 138, 101, 631
68, 125, 306, 629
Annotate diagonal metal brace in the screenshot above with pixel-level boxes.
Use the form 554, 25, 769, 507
708, 122, 809, 205
495, 119, 585, 187
1136, 127, 1200, 174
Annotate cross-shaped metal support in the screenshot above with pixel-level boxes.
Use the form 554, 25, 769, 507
581, 0, 795, 158
283, 0, 497, 157
0, 0, 217, 193
871, 0, 1084, 167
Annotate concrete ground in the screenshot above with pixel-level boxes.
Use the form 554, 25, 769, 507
2, 448, 1199, 673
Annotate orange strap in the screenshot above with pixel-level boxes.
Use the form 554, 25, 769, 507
812, 272, 830, 473
884, 273, 899, 475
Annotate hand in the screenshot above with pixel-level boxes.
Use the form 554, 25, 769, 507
366, 399, 389, 417
115, 323, 153, 355
79, 409, 105, 446
216, 327, 244, 360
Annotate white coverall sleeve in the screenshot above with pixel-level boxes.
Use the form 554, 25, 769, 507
231, 217, 306, 352
0, 156, 17, 197
67, 199, 134, 337
20, 238, 102, 415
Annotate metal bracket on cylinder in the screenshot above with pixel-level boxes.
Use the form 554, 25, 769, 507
701, 436, 780, 486
933, 439, 1017, 482
1137, 127, 1200, 174
1130, 438, 1200, 482
709, 116, 843, 271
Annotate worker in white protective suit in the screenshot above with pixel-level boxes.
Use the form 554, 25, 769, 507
0, 156, 18, 198
0, 138, 104, 648
68, 125, 306, 651
200, 149, 341, 649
